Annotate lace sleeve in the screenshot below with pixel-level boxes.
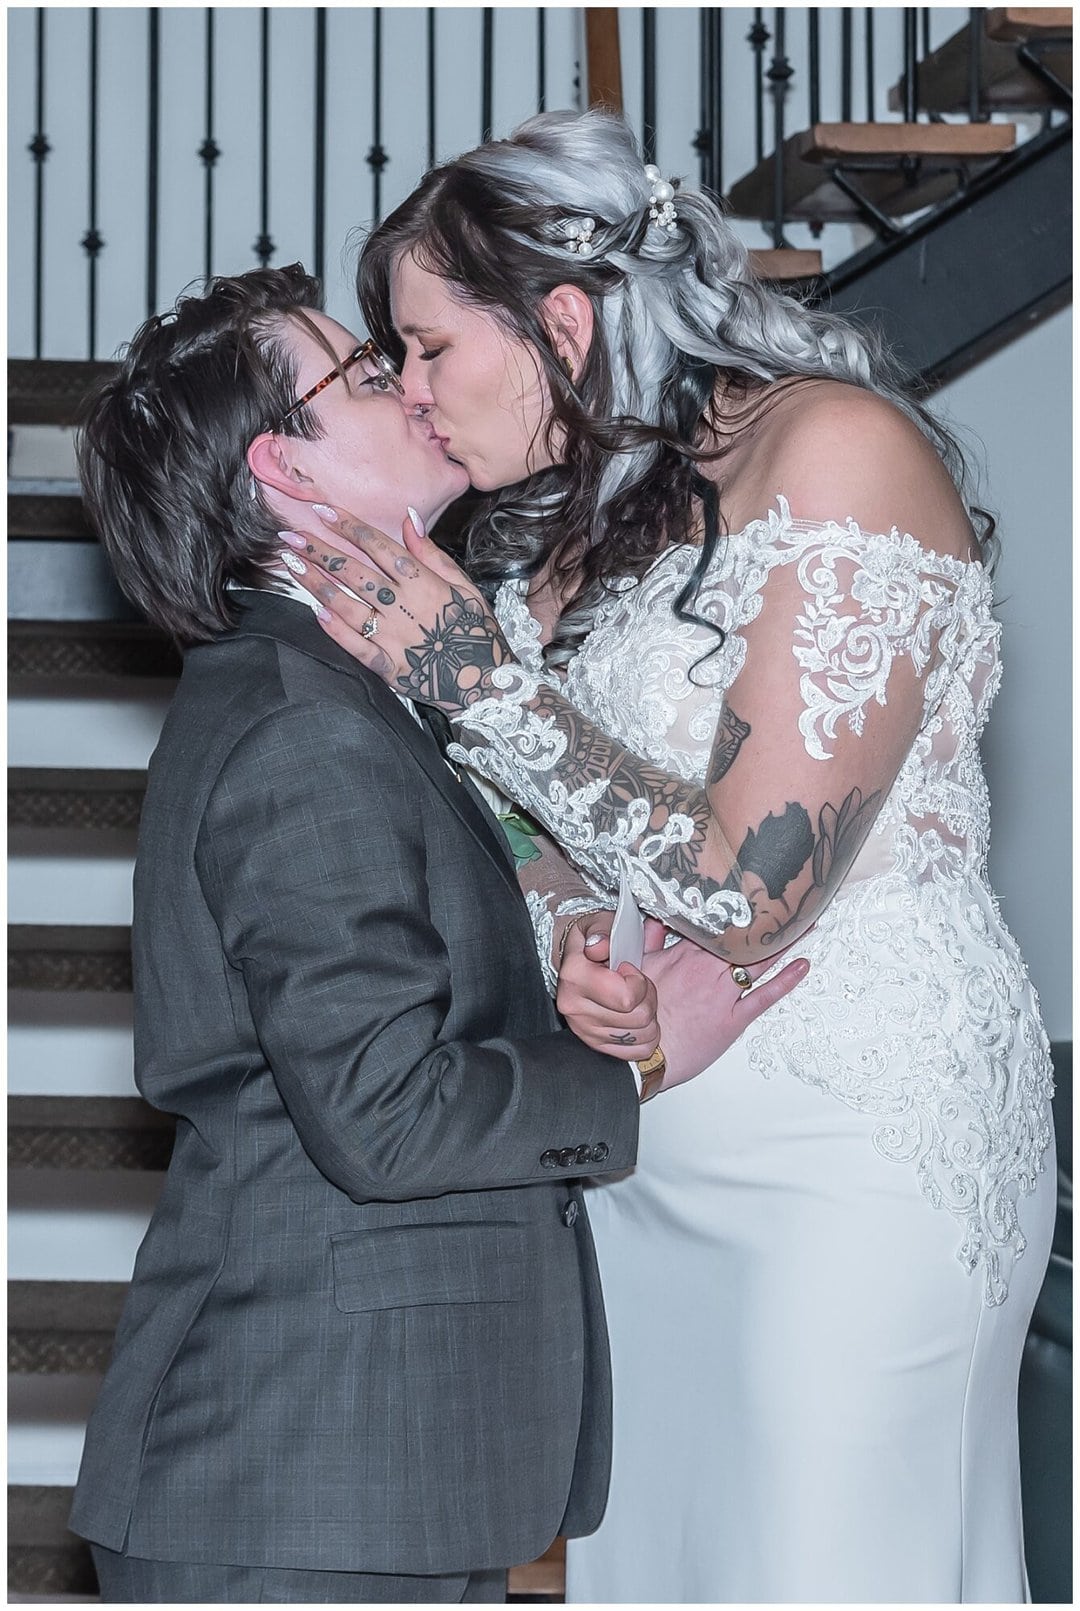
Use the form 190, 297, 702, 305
508, 810, 616, 996
458, 764, 614, 996
449, 517, 980, 960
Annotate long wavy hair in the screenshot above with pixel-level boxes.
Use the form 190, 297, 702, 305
359, 109, 991, 669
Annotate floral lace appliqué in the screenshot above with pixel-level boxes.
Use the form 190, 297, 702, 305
487, 500, 1052, 1303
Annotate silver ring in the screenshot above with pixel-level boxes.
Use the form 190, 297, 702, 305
730, 964, 753, 991
360, 608, 380, 640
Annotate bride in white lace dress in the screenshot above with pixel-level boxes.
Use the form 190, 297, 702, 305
298, 112, 1056, 1602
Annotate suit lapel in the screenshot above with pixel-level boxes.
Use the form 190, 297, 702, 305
230, 592, 521, 898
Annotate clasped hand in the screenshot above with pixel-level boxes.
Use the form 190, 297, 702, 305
279, 506, 513, 713
557, 914, 810, 1097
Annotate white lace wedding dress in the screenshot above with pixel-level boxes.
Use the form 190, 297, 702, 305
453, 499, 1056, 1603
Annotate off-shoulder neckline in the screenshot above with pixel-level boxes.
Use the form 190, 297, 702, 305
498, 493, 990, 627
758, 494, 986, 574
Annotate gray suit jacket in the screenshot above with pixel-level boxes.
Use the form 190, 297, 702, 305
69, 593, 639, 1575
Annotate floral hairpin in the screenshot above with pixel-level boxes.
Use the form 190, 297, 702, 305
645, 164, 679, 235
563, 216, 597, 257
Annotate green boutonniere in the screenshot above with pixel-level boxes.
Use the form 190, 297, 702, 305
498, 810, 542, 869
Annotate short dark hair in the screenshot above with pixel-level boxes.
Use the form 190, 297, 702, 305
77, 263, 329, 646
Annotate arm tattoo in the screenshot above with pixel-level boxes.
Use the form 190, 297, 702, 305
455, 674, 884, 953
706, 706, 751, 787
732, 785, 883, 948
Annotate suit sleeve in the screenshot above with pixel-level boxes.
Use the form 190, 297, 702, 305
194, 699, 639, 1202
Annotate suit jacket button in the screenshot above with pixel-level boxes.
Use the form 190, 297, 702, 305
591, 1142, 610, 1163
562, 1201, 579, 1228
557, 1148, 576, 1168
541, 1149, 559, 1169
574, 1143, 591, 1166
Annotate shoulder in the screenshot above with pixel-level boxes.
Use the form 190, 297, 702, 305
756, 380, 979, 564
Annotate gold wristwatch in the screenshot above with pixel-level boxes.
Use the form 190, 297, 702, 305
633, 1044, 666, 1103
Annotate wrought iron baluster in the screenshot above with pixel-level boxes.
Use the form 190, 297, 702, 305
82, 8, 103, 359
903, 8, 918, 122
199, 9, 219, 283
314, 9, 327, 283
864, 8, 875, 121
808, 8, 820, 126
748, 10, 770, 164
695, 8, 715, 191
480, 9, 493, 142
768, 8, 792, 248
537, 7, 547, 113
642, 8, 657, 166
841, 8, 853, 121
29, 7, 49, 358
253, 9, 274, 264
368, 8, 388, 221
712, 9, 723, 196
426, 8, 436, 169
968, 8, 984, 122
147, 8, 160, 315
921, 7, 931, 57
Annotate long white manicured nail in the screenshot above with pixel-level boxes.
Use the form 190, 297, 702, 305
279, 550, 306, 575
407, 505, 427, 536
312, 503, 338, 522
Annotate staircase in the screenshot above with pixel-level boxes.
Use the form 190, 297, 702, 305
719, 7, 1072, 381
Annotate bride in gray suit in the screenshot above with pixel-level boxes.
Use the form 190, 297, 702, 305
68, 263, 800, 1603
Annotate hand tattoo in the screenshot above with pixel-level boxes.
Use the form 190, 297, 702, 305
396, 586, 511, 710
609, 1032, 636, 1046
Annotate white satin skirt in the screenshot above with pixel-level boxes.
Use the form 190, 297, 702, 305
566, 1043, 1056, 1604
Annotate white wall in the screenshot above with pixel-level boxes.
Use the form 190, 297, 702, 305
935, 307, 1073, 1040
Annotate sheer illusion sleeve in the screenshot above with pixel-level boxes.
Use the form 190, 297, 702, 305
449, 516, 980, 963
463, 767, 615, 996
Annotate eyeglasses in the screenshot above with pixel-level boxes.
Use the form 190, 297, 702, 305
278, 338, 404, 427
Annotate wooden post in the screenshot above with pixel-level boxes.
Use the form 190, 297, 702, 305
585, 8, 623, 112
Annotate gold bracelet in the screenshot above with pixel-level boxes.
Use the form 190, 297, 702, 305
556, 912, 598, 968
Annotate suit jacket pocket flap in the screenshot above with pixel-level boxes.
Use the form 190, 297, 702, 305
331, 1222, 528, 1312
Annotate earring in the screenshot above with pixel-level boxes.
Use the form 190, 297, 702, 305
563, 354, 575, 381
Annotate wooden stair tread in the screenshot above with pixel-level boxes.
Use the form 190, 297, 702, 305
9, 768, 147, 832
888, 15, 1072, 113
9, 621, 181, 686
8, 495, 94, 542
727, 121, 1018, 225
10, 1281, 129, 1374
988, 8, 1073, 41
9, 925, 133, 993
748, 248, 823, 281
6, 1486, 564, 1598
8, 360, 116, 428
9, 1093, 175, 1171
797, 121, 1018, 161
9, 1094, 171, 1133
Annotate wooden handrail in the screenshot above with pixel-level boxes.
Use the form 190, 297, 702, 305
585, 9, 623, 112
